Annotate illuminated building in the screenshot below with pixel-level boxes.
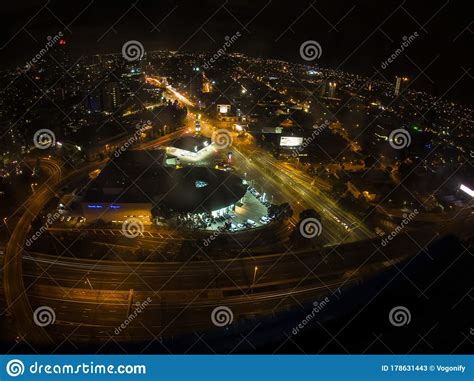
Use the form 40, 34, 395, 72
328, 82, 337, 98
320, 80, 337, 99
79, 151, 247, 224
102, 82, 120, 112
394, 76, 401, 97
164, 136, 215, 164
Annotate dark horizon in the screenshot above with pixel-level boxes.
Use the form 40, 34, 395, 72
1, 0, 472, 106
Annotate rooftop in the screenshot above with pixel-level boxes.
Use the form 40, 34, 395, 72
83, 150, 247, 213
168, 135, 212, 153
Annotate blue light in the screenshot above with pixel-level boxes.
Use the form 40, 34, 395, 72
87, 204, 103, 209
109, 205, 121, 209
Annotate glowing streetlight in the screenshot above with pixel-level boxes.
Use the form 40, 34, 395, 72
3, 217, 9, 232
85, 278, 93, 290
252, 266, 259, 287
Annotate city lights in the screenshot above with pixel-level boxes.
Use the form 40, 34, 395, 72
0, 1, 471, 375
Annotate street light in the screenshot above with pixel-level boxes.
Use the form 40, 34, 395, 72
3, 217, 9, 233
85, 278, 93, 290
252, 266, 259, 289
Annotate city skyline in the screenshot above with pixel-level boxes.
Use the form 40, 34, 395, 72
0, 0, 472, 104
0, 0, 472, 359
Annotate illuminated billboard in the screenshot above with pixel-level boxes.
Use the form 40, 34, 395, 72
280, 136, 304, 147
217, 104, 231, 114
460, 184, 474, 197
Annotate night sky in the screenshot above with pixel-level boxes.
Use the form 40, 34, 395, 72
0, 0, 472, 105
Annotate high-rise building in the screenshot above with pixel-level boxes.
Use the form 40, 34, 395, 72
328, 82, 337, 98
84, 89, 102, 113
320, 81, 328, 97
202, 72, 213, 93
394, 76, 402, 97
49, 37, 70, 67
102, 82, 120, 112
320, 80, 337, 99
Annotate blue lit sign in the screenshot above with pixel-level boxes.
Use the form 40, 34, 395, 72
109, 205, 121, 209
87, 204, 103, 209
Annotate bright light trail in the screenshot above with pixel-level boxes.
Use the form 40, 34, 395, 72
460, 184, 474, 197
145, 75, 195, 106
165, 85, 194, 106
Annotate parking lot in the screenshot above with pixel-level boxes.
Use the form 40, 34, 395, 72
200, 187, 273, 232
